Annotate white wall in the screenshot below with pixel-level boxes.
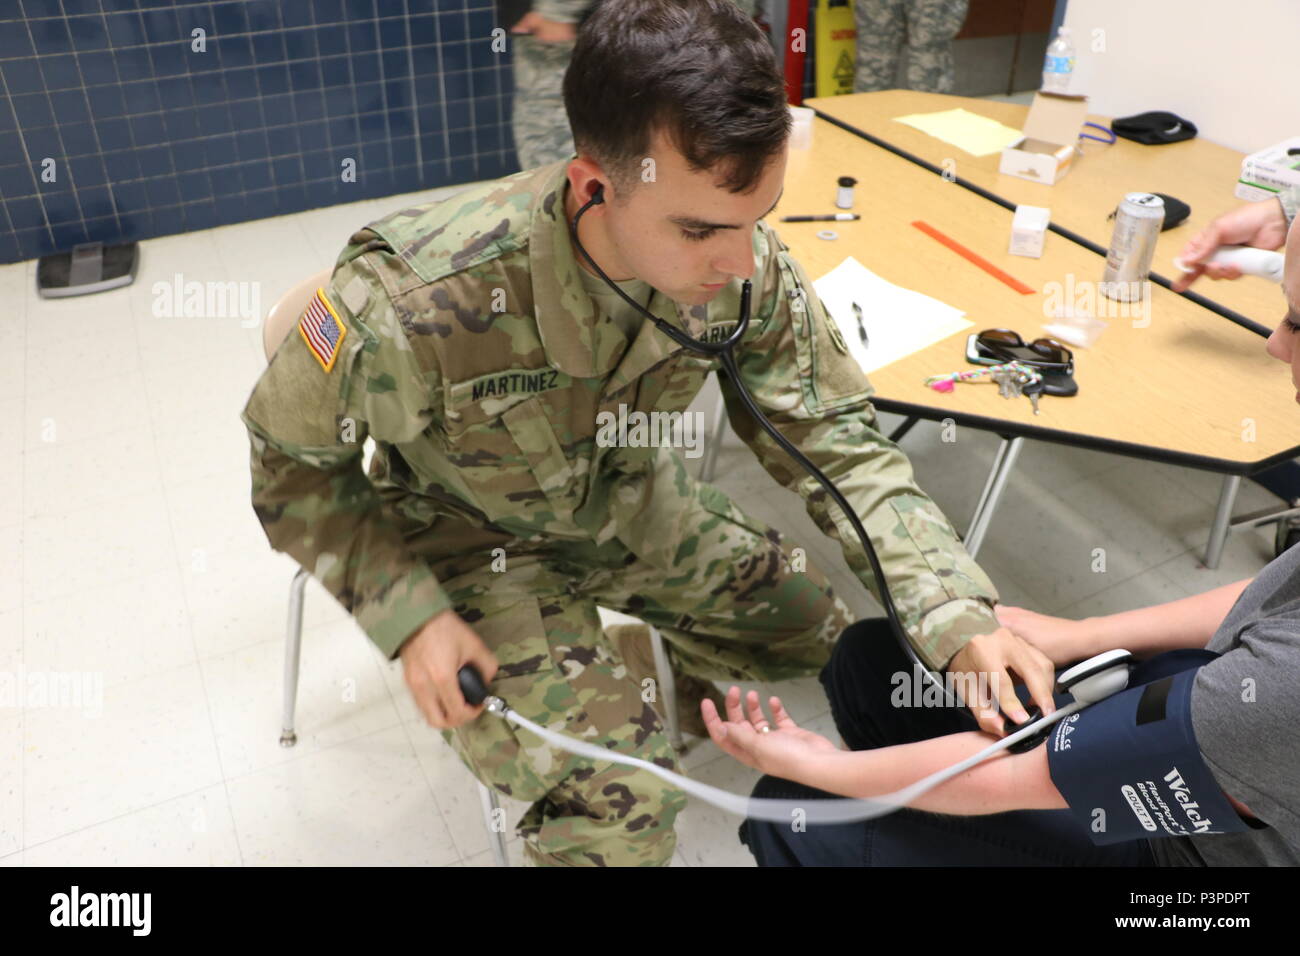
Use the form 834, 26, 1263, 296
1061, 0, 1299, 154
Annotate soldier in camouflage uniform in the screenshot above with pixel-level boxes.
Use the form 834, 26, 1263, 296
853, 0, 970, 94
242, 0, 1028, 867
510, 0, 760, 171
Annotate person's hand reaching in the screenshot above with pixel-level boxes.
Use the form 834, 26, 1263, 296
1172, 199, 1289, 291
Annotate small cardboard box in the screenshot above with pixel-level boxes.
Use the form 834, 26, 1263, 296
999, 91, 1090, 185
1235, 135, 1300, 202
1009, 204, 1050, 257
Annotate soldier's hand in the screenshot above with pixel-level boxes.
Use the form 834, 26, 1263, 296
399, 609, 499, 730
1171, 199, 1290, 291
945, 627, 1055, 738
509, 12, 578, 44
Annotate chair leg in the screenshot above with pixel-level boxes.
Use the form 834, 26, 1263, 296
648, 625, 684, 752
280, 568, 309, 747
477, 780, 510, 867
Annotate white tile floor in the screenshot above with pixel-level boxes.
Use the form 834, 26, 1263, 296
0, 170, 1288, 868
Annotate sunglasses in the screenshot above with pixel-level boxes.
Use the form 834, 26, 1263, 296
975, 328, 1074, 370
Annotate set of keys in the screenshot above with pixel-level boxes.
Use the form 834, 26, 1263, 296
925, 360, 1045, 415
990, 365, 1044, 415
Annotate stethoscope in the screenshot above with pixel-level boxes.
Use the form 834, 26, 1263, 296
453, 182, 1135, 825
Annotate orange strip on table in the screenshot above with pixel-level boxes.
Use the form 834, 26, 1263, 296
911, 220, 1036, 295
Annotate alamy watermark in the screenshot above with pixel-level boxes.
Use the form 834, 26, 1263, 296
1042, 274, 1152, 327
595, 404, 706, 459
151, 272, 261, 328
0, 668, 103, 718
49, 886, 150, 936
891, 665, 1001, 716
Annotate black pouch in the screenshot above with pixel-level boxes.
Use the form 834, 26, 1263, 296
1106, 192, 1190, 231
1112, 110, 1198, 145
1151, 192, 1191, 229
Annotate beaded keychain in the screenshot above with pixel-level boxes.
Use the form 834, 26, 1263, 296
924, 360, 1043, 395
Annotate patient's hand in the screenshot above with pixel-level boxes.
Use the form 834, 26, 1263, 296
994, 604, 1095, 668
701, 687, 840, 780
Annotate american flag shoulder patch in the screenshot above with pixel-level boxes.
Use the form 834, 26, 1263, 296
298, 287, 348, 372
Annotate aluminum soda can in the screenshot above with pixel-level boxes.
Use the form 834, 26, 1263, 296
1101, 192, 1165, 301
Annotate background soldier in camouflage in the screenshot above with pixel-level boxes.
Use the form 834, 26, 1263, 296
242, 0, 1051, 866
509, 1, 589, 172
510, 0, 760, 171
853, 0, 970, 94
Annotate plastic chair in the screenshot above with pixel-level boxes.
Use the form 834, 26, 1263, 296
261, 273, 683, 867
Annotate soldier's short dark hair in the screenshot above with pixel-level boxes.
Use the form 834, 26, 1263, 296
563, 0, 790, 202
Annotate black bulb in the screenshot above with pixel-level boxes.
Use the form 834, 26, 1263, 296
1005, 705, 1052, 754
458, 664, 489, 706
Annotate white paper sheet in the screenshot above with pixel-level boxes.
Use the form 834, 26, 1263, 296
892, 108, 1024, 157
812, 256, 972, 375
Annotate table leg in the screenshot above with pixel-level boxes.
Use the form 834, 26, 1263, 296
963, 436, 1024, 560
1203, 474, 1243, 570
887, 415, 920, 443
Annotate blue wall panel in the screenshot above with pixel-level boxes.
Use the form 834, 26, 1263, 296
0, 0, 519, 264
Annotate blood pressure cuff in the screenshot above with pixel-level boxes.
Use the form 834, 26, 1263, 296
1047, 650, 1250, 846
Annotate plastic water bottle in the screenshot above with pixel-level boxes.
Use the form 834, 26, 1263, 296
1042, 27, 1075, 94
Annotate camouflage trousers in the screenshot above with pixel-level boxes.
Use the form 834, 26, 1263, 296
423, 471, 855, 866
853, 0, 970, 94
511, 33, 577, 172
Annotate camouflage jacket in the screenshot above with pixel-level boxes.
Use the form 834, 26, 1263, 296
241, 159, 1001, 667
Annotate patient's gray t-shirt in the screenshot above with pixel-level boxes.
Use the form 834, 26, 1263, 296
1150, 543, 1300, 866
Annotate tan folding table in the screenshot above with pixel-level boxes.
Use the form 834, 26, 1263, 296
805, 90, 1286, 336
749, 114, 1300, 568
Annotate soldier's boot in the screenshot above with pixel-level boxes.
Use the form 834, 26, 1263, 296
606, 623, 727, 739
